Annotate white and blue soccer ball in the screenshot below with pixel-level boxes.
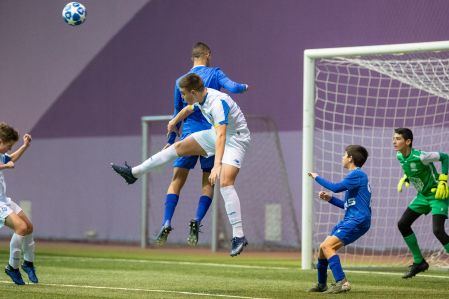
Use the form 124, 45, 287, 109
62, 2, 87, 26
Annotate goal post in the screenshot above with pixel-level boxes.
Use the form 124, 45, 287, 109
302, 40, 449, 270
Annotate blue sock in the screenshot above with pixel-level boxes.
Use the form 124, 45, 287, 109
195, 196, 212, 223
163, 194, 179, 227
328, 255, 345, 282
317, 258, 328, 284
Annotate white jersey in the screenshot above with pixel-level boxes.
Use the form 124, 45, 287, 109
191, 88, 249, 137
0, 154, 11, 203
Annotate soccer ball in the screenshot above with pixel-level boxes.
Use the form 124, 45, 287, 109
62, 2, 87, 26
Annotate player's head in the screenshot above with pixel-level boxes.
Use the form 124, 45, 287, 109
393, 127, 413, 151
192, 42, 211, 66
179, 73, 205, 104
343, 145, 369, 168
0, 122, 19, 154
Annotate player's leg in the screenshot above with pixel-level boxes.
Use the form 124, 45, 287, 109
432, 214, 449, 253
218, 133, 250, 256
219, 164, 248, 256
308, 242, 329, 292
430, 198, 449, 253
3, 211, 28, 285
188, 156, 214, 246
111, 137, 206, 184
155, 163, 191, 246
398, 205, 429, 278
16, 210, 38, 283
319, 235, 349, 293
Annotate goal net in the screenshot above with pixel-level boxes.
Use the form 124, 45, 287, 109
141, 115, 300, 250
302, 41, 449, 269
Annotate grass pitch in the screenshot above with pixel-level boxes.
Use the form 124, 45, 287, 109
0, 241, 448, 298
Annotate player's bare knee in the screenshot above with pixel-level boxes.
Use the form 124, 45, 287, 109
15, 222, 28, 236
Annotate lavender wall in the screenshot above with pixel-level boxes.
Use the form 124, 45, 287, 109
2, 0, 449, 242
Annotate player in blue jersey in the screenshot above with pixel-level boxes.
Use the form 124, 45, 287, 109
112, 74, 251, 256
307, 145, 370, 294
0, 123, 38, 285
157, 42, 248, 246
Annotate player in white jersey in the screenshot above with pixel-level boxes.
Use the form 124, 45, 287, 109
112, 73, 250, 256
0, 122, 38, 285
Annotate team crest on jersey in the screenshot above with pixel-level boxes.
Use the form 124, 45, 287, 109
410, 162, 417, 172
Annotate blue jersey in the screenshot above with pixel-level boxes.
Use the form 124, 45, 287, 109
315, 168, 372, 223
168, 66, 246, 143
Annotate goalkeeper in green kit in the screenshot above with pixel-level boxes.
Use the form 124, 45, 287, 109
394, 128, 449, 278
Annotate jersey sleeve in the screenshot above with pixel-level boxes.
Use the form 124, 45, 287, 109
216, 68, 247, 94
315, 176, 347, 193
420, 151, 449, 174
0, 154, 11, 164
329, 196, 345, 209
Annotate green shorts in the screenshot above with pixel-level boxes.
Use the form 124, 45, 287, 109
409, 193, 449, 216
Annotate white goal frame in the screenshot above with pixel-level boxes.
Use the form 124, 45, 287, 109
302, 40, 449, 270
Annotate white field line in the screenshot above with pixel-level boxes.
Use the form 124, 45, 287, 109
0, 280, 270, 299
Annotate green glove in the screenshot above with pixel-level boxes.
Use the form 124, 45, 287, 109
435, 174, 449, 200
397, 175, 410, 193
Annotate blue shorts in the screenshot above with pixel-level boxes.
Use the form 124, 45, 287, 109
173, 155, 214, 172
330, 218, 370, 246
172, 132, 214, 171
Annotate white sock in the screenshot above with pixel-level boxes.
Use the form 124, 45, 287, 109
220, 185, 244, 238
22, 234, 35, 263
9, 234, 24, 269
132, 145, 178, 177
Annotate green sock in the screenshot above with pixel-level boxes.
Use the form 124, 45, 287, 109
443, 242, 449, 254
404, 233, 424, 264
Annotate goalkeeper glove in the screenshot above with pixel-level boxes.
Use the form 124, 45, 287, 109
434, 174, 449, 200
397, 175, 410, 192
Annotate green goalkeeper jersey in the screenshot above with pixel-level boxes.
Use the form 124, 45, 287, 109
397, 148, 449, 196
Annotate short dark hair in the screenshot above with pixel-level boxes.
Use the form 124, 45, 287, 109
179, 73, 205, 92
395, 127, 413, 148
345, 145, 369, 167
0, 122, 19, 143
192, 42, 211, 59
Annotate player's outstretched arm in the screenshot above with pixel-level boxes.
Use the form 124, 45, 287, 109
217, 69, 248, 94
9, 134, 32, 163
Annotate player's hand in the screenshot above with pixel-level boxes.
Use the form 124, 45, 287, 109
434, 174, 449, 200
23, 134, 32, 147
397, 175, 410, 192
167, 120, 180, 137
209, 165, 221, 185
319, 191, 331, 202
3, 161, 14, 169
308, 172, 319, 179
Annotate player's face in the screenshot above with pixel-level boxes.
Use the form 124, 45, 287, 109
342, 151, 352, 169
179, 88, 196, 104
0, 140, 15, 154
392, 133, 410, 152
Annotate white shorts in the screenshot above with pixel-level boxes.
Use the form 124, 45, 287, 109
191, 128, 251, 168
0, 198, 22, 228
